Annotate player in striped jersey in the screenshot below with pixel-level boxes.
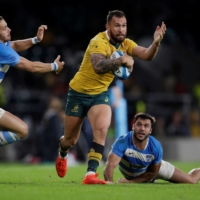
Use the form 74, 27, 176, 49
0, 16, 64, 147
104, 113, 200, 184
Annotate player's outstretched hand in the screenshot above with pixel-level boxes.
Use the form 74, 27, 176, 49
153, 22, 167, 45
36, 25, 48, 42
54, 55, 65, 74
121, 53, 134, 73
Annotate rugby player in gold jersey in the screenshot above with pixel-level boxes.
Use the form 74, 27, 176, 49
55, 10, 166, 184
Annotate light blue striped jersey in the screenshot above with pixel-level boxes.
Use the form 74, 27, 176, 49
111, 131, 163, 180
0, 41, 20, 83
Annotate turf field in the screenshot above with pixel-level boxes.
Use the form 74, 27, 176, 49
0, 161, 199, 200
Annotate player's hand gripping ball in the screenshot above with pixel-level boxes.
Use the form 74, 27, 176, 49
110, 50, 131, 80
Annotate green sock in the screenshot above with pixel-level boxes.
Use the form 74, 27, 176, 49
87, 160, 99, 172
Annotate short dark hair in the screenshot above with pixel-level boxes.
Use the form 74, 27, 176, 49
134, 113, 156, 126
0, 16, 4, 21
106, 10, 126, 23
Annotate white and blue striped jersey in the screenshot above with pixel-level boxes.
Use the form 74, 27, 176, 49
111, 131, 163, 180
0, 41, 20, 83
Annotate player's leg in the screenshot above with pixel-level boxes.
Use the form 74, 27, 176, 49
157, 160, 200, 184
169, 168, 200, 184
60, 115, 84, 154
55, 88, 86, 178
55, 114, 84, 178
82, 104, 111, 184
0, 108, 28, 147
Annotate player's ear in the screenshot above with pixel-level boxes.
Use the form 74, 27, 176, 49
132, 124, 134, 130
106, 23, 109, 30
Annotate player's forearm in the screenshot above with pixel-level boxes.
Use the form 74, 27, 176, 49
103, 166, 114, 182
129, 172, 157, 183
11, 39, 34, 52
31, 62, 52, 73
16, 56, 60, 73
16, 61, 51, 73
145, 41, 160, 61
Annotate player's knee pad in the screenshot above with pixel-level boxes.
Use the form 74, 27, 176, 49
157, 160, 175, 180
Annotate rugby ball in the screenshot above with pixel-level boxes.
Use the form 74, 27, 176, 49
110, 50, 131, 80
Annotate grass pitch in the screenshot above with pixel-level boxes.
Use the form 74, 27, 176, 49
0, 161, 199, 200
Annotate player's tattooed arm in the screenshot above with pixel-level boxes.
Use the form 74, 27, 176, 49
91, 53, 122, 74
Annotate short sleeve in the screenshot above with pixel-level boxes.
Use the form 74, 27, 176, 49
0, 44, 20, 67
124, 38, 138, 56
111, 135, 127, 157
89, 38, 108, 55
152, 142, 163, 165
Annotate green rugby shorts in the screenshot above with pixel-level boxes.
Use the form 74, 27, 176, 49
65, 88, 110, 117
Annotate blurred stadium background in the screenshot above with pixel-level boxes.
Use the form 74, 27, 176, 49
0, 0, 200, 163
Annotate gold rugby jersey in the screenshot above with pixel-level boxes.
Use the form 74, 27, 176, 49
69, 31, 137, 94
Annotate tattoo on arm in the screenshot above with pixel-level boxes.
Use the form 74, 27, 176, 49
91, 54, 122, 74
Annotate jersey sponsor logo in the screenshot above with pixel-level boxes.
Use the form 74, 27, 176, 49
125, 149, 155, 162
129, 163, 146, 169
119, 165, 145, 179
71, 105, 79, 112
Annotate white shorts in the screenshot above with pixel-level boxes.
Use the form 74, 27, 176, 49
157, 160, 175, 180
0, 108, 5, 118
